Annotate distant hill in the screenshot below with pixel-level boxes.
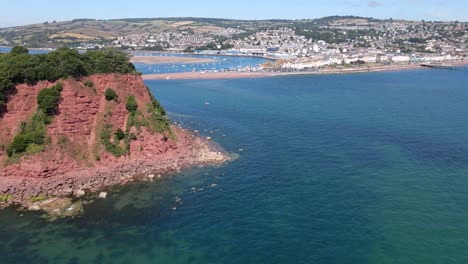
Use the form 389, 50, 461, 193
0, 16, 377, 48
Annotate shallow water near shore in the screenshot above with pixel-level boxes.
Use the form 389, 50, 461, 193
134, 54, 270, 74
2, 68, 468, 263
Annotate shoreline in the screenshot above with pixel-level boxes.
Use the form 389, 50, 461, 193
0, 72, 231, 214
0, 126, 229, 212
130, 55, 217, 64
129, 50, 276, 61
0, 45, 54, 51
143, 61, 468, 80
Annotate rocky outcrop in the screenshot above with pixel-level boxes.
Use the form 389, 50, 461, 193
0, 74, 228, 208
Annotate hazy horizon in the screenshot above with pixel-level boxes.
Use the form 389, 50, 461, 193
2, 0, 467, 28
2, 15, 467, 29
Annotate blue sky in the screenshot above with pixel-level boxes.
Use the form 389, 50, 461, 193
1, 0, 467, 27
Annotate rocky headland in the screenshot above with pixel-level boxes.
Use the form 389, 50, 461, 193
0, 71, 228, 214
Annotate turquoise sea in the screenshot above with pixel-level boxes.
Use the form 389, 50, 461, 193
2, 68, 468, 263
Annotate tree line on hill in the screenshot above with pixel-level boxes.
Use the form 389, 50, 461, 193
0, 46, 137, 113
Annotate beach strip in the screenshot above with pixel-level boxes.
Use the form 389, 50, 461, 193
143, 62, 468, 80
130, 56, 217, 64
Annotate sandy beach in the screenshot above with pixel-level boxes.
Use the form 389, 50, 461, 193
143, 71, 279, 80
143, 62, 468, 80
131, 56, 217, 64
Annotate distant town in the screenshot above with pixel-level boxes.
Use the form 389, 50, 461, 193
1, 17, 467, 71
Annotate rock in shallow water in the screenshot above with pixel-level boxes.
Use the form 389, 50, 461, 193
30, 198, 84, 221
75, 190, 85, 197
28, 204, 41, 211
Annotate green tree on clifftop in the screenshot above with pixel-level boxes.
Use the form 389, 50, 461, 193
85, 49, 136, 74
0, 46, 138, 112
10, 46, 29, 55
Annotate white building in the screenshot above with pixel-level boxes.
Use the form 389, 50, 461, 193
312, 44, 320, 53
391, 55, 411, 63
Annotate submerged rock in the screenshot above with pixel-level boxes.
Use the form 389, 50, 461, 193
28, 204, 41, 211
60, 201, 84, 218
31, 197, 84, 220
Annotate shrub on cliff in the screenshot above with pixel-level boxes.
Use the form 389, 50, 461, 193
150, 96, 167, 116
37, 83, 63, 116
6, 111, 47, 157
144, 86, 171, 133
0, 194, 12, 202
84, 81, 94, 88
6, 81, 63, 158
105, 88, 118, 101
7, 134, 31, 156
126, 95, 138, 113
115, 128, 125, 141
100, 125, 125, 157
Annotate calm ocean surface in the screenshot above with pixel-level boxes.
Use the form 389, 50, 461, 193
132, 53, 270, 74
0, 46, 49, 54
1, 68, 468, 263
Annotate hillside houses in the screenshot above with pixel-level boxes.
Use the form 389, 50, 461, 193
107, 18, 467, 70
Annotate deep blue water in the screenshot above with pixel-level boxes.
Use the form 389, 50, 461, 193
2, 69, 468, 263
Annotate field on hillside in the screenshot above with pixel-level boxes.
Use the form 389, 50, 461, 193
0, 16, 372, 48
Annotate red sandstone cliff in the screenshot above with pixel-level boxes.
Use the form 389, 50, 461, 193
0, 74, 226, 206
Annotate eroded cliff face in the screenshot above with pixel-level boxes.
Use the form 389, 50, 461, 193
0, 74, 227, 205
